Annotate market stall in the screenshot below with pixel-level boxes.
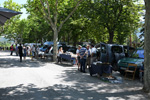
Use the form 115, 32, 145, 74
60, 53, 77, 65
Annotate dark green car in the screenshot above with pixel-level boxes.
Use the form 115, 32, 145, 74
117, 48, 144, 75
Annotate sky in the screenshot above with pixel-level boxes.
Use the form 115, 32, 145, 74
0, 0, 28, 19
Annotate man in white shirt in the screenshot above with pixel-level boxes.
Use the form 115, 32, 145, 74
91, 44, 97, 64
86, 45, 91, 68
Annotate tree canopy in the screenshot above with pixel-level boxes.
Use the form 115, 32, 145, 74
0, 0, 143, 46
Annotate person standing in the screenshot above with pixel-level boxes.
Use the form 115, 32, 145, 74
10, 44, 14, 55
15, 44, 18, 56
36, 45, 40, 59
86, 45, 91, 68
79, 45, 87, 73
76, 45, 82, 70
23, 45, 27, 60
18, 44, 23, 62
31, 45, 35, 61
27, 46, 31, 56
57, 47, 63, 63
91, 44, 97, 64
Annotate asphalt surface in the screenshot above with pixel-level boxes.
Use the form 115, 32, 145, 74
0, 51, 149, 100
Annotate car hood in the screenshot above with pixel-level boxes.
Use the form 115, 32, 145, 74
120, 57, 144, 63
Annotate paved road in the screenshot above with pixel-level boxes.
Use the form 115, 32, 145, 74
0, 51, 149, 100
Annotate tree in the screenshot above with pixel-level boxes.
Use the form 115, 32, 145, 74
23, 15, 52, 44
89, 0, 142, 44
28, 0, 83, 61
1, 0, 22, 43
143, 0, 150, 93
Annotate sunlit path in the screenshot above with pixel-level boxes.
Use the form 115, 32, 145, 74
0, 51, 149, 100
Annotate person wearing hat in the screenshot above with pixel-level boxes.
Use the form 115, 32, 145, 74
76, 45, 82, 70
79, 44, 88, 73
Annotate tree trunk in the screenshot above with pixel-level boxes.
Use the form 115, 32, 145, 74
108, 31, 114, 44
143, 0, 150, 93
53, 28, 58, 62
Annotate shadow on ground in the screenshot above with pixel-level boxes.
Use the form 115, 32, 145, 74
53, 67, 149, 100
0, 55, 46, 68
0, 83, 148, 100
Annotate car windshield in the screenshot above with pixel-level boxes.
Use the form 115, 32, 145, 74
131, 49, 144, 59
43, 45, 48, 48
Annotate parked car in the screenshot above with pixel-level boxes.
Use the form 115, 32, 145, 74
40, 41, 53, 52
98, 42, 126, 70
117, 48, 144, 75
123, 46, 135, 57
49, 44, 63, 55
40, 41, 68, 52
95, 43, 134, 71
67, 46, 77, 54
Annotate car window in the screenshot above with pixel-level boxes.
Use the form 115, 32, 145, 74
43, 45, 48, 48
124, 48, 128, 53
111, 46, 123, 53
131, 50, 144, 58
101, 44, 106, 53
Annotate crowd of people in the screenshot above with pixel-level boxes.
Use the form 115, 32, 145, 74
57, 44, 97, 73
9, 44, 40, 62
0, 47, 9, 50
9, 43, 145, 82
76, 44, 97, 73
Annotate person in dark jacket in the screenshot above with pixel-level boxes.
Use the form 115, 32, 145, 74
18, 44, 23, 62
10, 44, 14, 55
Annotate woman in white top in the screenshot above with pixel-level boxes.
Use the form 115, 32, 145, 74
57, 47, 63, 63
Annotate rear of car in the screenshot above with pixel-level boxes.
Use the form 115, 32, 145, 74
117, 49, 144, 75
100, 43, 125, 70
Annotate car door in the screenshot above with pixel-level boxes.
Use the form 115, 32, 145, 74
100, 43, 108, 62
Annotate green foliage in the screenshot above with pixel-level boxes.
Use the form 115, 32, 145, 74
0, 42, 11, 47
0, 0, 144, 46
84, 0, 143, 44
